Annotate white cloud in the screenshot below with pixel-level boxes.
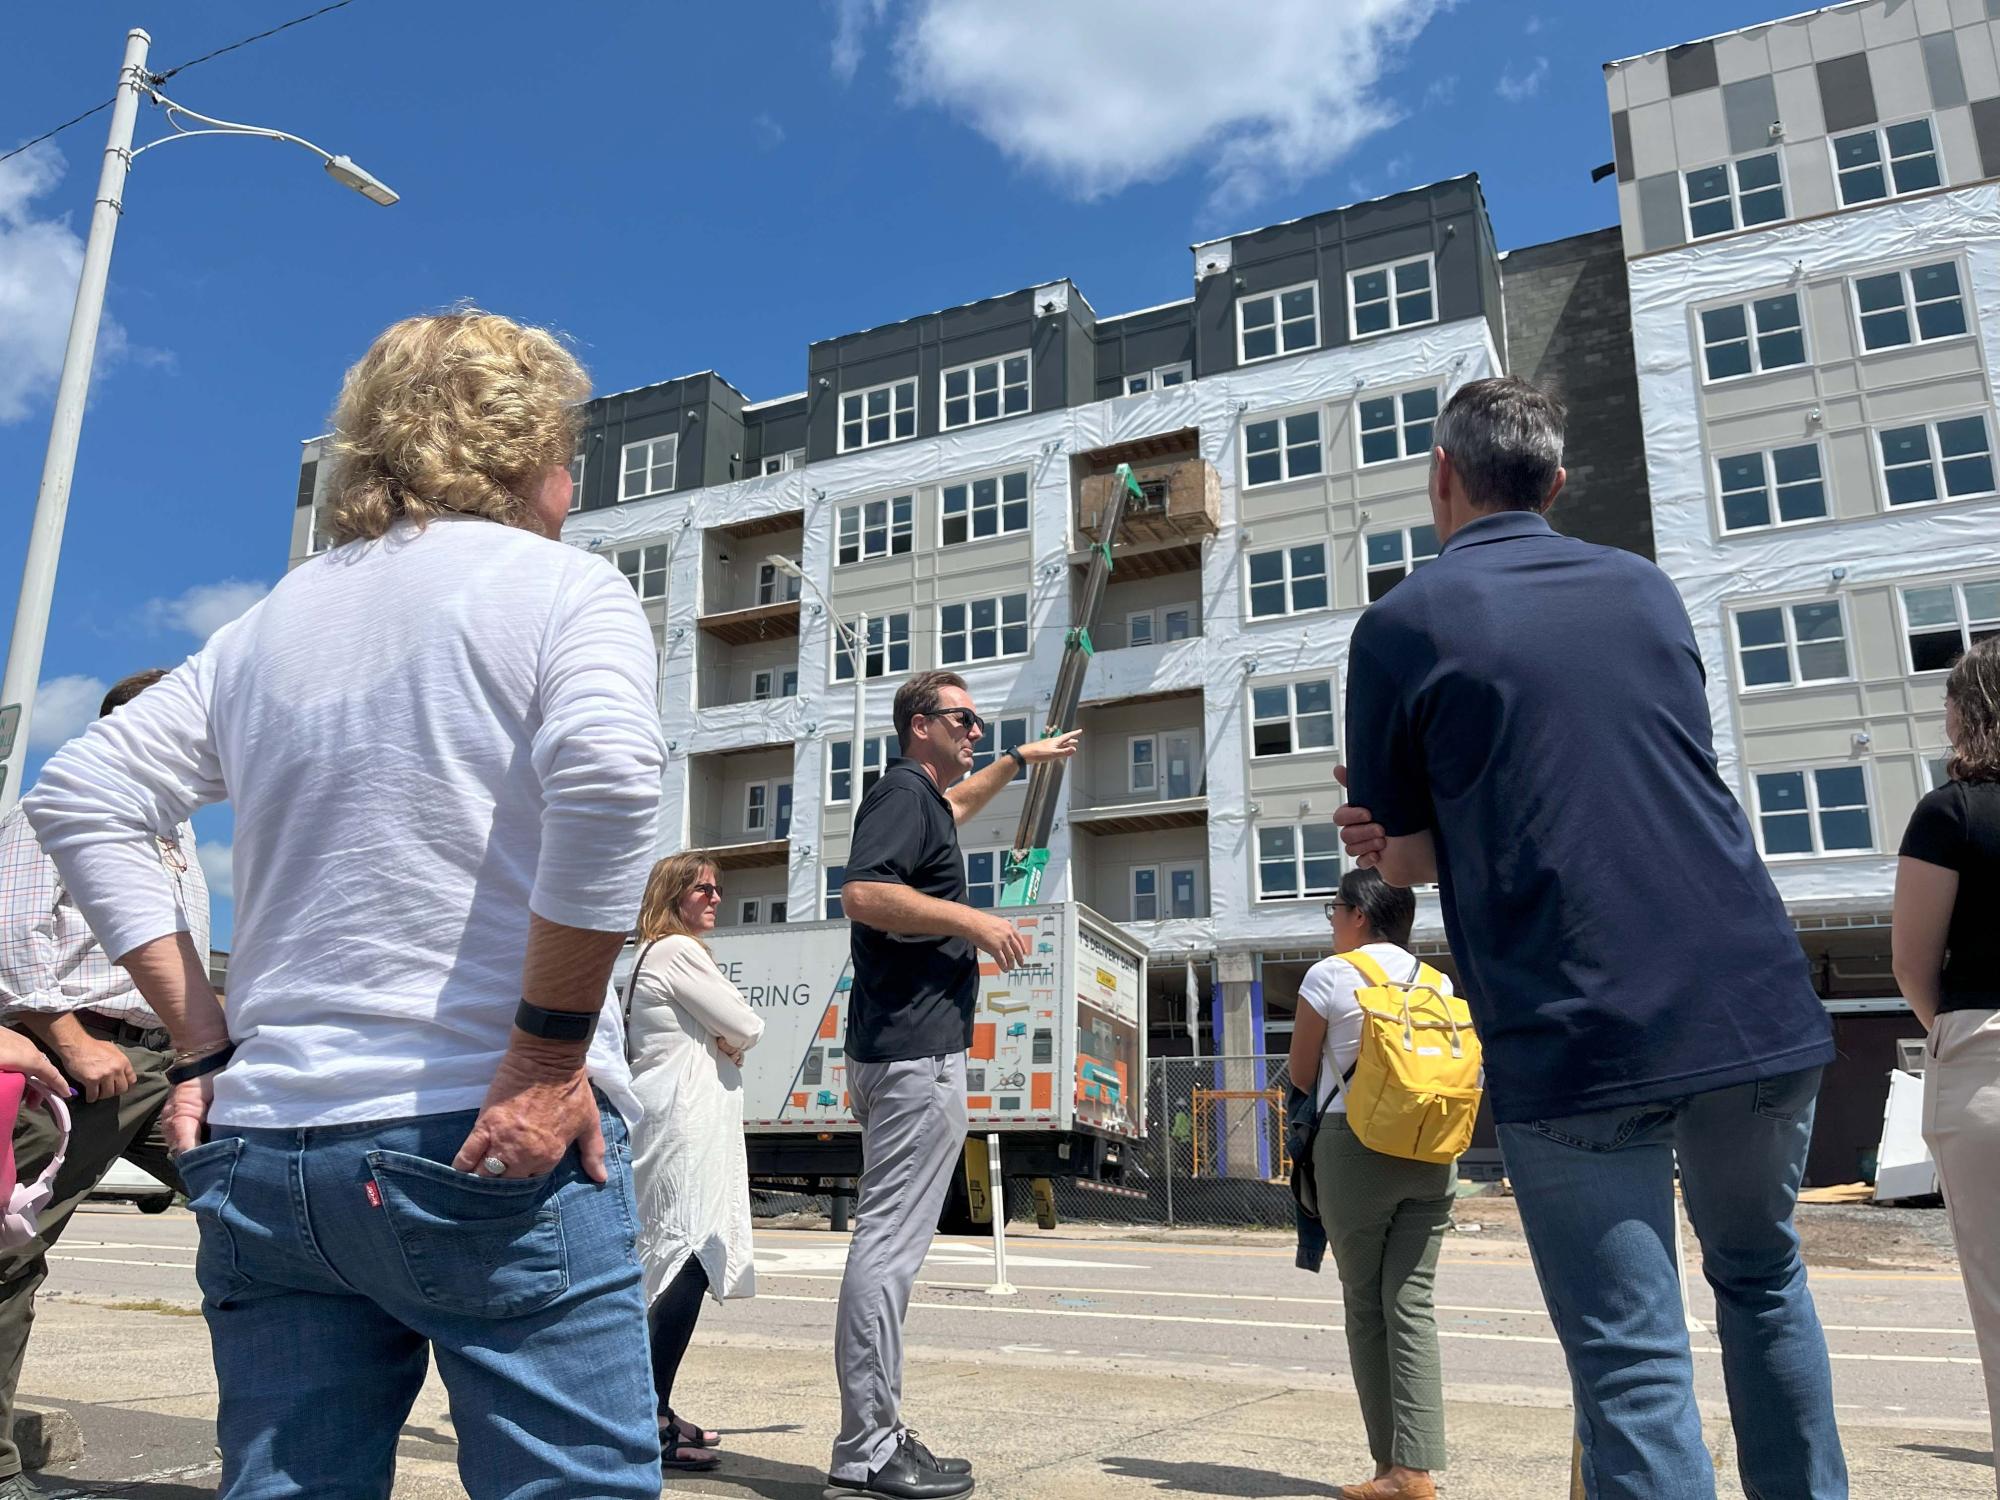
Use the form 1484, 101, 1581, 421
197, 839, 233, 903
0, 144, 158, 425
751, 112, 786, 150
837, 0, 1450, 217
144, 579, 270, 642
1524, 14, 1543, 33
28, 674, 107, 751
830, 0, 891, 83
1422, 75, 1458, 109
1496, 57, 1550, 103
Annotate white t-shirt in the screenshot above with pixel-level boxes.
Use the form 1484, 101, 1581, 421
1297, 942, 1447, 1113
25, 517, 666, 1128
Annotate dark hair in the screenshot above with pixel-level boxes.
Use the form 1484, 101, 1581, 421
100, 669, 169, 718
1945, 635, 2000, 784
1337, 867, 1415, 947
1433, 376, 1566, 512
893, 670, 969, 751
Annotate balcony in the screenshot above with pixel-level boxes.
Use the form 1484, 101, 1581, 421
686, 744, 794, 869
1068, 693, 1207, 836
696, 514, 805, 708
1073, 428, 1220, 549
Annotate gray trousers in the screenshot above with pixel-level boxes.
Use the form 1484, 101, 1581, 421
831, 1053, 967, 1480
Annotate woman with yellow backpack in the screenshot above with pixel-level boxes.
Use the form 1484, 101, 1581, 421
1287, 869, 1482, 1500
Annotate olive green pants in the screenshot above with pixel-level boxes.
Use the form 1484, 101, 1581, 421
1314, 1112, 1455, 1472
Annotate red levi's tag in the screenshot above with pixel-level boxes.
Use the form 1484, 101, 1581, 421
364, 1181, 382, 1209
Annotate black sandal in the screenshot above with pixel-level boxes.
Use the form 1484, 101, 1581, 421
659, 1411, 721, 1471
661, 1409, 722, 1448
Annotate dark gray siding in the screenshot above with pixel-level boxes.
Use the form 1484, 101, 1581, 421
744, 396, 809, 468
1093, 303, 1197, 400
1499, 227, 1654, 560
575, 372, 747, 510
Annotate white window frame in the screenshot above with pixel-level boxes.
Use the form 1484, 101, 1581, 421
1246, 542, 1331, 620
1346, 254, 1437, 340
1236, 281, 1321, 364
770, 898, 787, 923
827, 736, 893, 805
834, 494, 915, 565
619, 435, 678, 502
939, 592, 1030, 666
838, 377, 918, 454
615, 543, 670, 601
306, 504, 333, 556
1693, 289, 1809, 384
567, 448, 586, 512
1248, 676, 1338, 759
1829, 115, 1944, 208
1874, 414, 1998, 512
968, 715, 1030, 781
832, 611, 912, 683
823, 864, 846, 920
757, 559, 803, 606
940, 351, 1031, 431
760, 448, 804, 476
938, 468, 1031, 548
1165, 863, 1203, 920
1897, 574, 2000, 674
1254, 821, 1344, 901
1681, 149, 1787, 240
1355, 385, 1442, 466
1127, 734, 1159, 796
963, 846, 1007, 910
1125, 362, 1193, 394
752, 669, 775, 702
1131, 865, 1161, 921
1363, 523, 1442, 601
745, 782, 770, 835
1126, 610, 1156, 648
1750, 763, 1877, 860
1848, 259, 1971, 354
738, 898, 761, 925
1162, 606, 1194, 642
1729, 598, 1854, 693
1713, 440, 1831, 535
1241, 408, 1325, 488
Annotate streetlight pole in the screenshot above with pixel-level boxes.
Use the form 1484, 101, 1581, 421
0, 29, 151, 812
0, 28, 397, 814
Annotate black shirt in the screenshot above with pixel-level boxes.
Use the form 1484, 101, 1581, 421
1899, 778, 2000, 1013
843, 758, 978, 1063
1345, 510, 1833, 1124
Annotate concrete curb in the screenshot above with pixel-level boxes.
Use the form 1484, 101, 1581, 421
15, 1403, 83, 1469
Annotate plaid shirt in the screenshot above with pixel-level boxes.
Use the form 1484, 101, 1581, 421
0, 803, 210, 1026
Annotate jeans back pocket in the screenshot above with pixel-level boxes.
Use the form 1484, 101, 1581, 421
175, 1135, 249, 1304
365, 1150, 569, 1319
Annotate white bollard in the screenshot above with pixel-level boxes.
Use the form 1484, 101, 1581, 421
985, 1131, 1016, 1296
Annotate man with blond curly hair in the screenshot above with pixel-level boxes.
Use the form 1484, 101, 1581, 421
24, 311, 668, 1499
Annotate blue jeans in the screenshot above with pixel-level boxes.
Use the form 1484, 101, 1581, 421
1497, 1069, 1847, 1500
175, 1102, 662, 1500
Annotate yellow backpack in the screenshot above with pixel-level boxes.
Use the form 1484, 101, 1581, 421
1333, 951, 1483, 1165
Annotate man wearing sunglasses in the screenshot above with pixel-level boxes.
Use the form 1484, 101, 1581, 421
828, 670, 1077, 1500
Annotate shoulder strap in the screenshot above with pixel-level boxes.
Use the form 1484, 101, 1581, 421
1338, 949, 1391, 988
621, 938, 664, 1060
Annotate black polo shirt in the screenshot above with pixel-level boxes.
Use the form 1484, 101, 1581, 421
1345, 510, 1833, 1124
843, 757, 979, 1063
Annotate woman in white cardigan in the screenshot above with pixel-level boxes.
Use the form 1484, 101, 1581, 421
625, 852, 765, 1473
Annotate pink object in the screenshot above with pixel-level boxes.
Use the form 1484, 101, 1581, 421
0, 1076, 69, 1250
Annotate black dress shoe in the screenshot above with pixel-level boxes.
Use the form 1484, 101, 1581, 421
824, 1432, 975, 1498
903, 1430, 972, 1476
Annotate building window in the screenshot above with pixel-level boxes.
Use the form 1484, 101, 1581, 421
1250, 678, 1337, 757
1349, 256, 1436, 338
1832, 118, 1941, 207
1243, 410, 1324, 487
1853, 262, 1967, 352
1128, 611, 1155, 648
1683, 151, 1785, 239
616, 544, 670, 600
1256, 823, 1342, 900
1132, 866, 1160, 921
1358, 387, 1440, 465
1167, 865, 1201, 918
1126, 362, 1192, 393
1752, 767, 1873, 857
751, 668, 799, 701
824, 864, 846, 920
737, 899, 761, 924
832, 612, 911, 682
1247, 543, 1329, 619
1902, 577, 2000, 672
940, 593, 1029, 665
756, 560, 803, 605
839, 378, 917, 453
835, 494, 914, 564
307, 505, 333, 556
828, 736, 892, 804
964, 849, 1006, 909
1879, 417, 1996, 508
745, 783, 768, 834
942, 353, 1030, 430
771, 899, 787, 923
1364, 524, 1441, 601
1699, 293, 1807, 381
619, 436, 678, 501
1163, 607, 1193, 641
568, 448, 586, 512
742, 781, 792, 839
1128, 735, 1157, 795
1733, 601, 1851, 689
940, 470, 1030, 546
1238, 282, 1320, 363
1716, 444, 1827, 533
760, 448, 804, 475
968, 716, 1029, 780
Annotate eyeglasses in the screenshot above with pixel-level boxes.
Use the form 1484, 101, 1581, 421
1324, 900, 1352, 917
922, 707, 987, 737
692, 883, 723, 899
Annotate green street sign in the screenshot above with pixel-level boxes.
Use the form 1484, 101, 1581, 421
0, 704, 18, 762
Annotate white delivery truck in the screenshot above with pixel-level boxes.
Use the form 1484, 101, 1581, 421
684, 901, 1146, 1228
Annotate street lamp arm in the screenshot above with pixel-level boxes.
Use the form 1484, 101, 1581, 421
130, 87, 398, 203
767, 555, 861, 652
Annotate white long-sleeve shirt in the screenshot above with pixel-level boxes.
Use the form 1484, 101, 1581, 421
24, 516, 666, 1128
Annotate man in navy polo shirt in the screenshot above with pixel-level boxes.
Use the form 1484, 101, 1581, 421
1337, 378, 1846, 1499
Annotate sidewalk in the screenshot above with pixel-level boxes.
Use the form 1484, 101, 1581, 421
22, 1295, 1993, 1499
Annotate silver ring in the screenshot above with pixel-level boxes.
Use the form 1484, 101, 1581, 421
480, 1155, 507, 1177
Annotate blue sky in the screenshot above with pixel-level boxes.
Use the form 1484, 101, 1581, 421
2, 0, 1787, 944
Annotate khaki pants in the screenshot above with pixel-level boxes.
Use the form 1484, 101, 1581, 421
0, 1028, 178, 1480
1924, 1007, 2000, 1492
